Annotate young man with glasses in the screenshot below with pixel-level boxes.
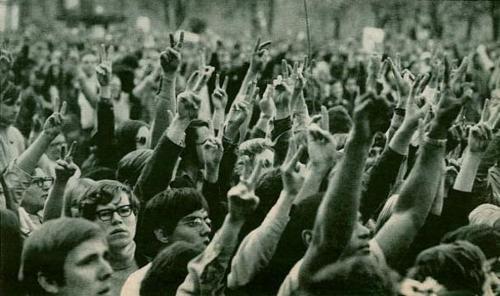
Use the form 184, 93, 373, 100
79, 179, 141, 296
121, 187, 211, 296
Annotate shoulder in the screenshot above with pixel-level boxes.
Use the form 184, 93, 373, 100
120, 263, 151, 296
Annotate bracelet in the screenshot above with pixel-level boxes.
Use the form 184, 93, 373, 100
394, 108, 406, 116
424, 134, 447, 148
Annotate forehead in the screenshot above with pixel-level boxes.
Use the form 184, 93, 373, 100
95, 192, 130, 210
82, 54, 97, 62
181, 209, 208, 221
67, 237, 108, 261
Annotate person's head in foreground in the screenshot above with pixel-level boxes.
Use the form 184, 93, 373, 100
407, 241, 488, 295
19, 218, 112, 296
299, 256, 399, 296
139, 241, 204, 296
0, 81, 21, 127
79, 180, 139, 252
137, 187, 210, 260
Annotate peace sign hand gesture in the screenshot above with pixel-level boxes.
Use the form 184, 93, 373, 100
43, 98, 67, 139
96, 44, 113, 87
250, 38, 271, 73
54, 142, 79, 182
160, 32, 184, 74
211, 73, 229, 111
467, 99, 497, 153
227, 159, 262, 222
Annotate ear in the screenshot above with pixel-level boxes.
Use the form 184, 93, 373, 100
153, 228, 169, 244
301, 229, 313, 247
37, 272, 60, 294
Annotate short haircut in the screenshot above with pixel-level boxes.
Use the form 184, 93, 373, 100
0, 81, 21, 104
137, 188, 208, 258
19, 218, 105, 295
238, 138, 274, 161
116, 149, 153, 186
408, 241, 487, 294
441, 224, 500, 259
180, 119, 210, 167
63, 178, 97, 217
139, 241, 203, 296
327, 106, 352, 134
302, 256, 399, 296
79, 180, 140, 221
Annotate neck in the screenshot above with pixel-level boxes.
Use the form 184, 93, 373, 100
109, 241, 136, 270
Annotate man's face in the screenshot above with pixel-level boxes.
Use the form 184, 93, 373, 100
94, 193, 137, 250
21, 169, 52, 214
29, 73, 44, 92
330, 81, 344, 99
254, 148, 275, 175
168, 209, 211, 247
0, 93, 21, 126
81, 54, 97, 77
345, 78, 358, 94
57, 237, 113, 296
195, 126, 211, 164
341, 213, 372, 258
110, 75, 122, 99
46, 134, 67, 161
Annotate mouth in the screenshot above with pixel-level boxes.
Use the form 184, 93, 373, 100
110, 228, 127, 236
357, 244, 370, 255
203, 238, 210, 246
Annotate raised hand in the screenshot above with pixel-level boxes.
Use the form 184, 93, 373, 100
96, 44, 113, 87
250, 38, 271, 73
203, 136, 224, 170
212, 73, 229, 111
307, 123, 337, 171
481, 98, 500, 130
176, 91, 201, 122
193, 47, 215, 93
387, 55, 411, 99
273, 75, 292, 120
281, 140, 305, 195
54, 142, 78, 182
402, 74, 431, 128
227, 159, 262, 221
352, 91, 391, 141
430, 57, 470, 138
226, 101, 250, 135
43, 99, 67, 139
259, 84, 276, 119
160, 31, 184, 74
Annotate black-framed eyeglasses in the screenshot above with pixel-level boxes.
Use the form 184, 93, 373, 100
136, 136, 147, 146
31, 177, 54, 190
95, 205, 134, 222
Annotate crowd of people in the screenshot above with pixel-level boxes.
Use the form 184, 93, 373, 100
0, 19, 500, 296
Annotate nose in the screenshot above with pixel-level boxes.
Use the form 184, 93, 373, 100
98, 258, 113, 281
110, 211, 124, 225
200, 221, 211, 237
358, 224, 371, 240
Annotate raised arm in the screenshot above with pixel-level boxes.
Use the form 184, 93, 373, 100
375, 56, 471, 266
177, 161, 261, 296
299, 92, 388, 282
150, 32, 183, 148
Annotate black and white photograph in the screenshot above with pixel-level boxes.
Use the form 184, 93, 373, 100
1, 0, 499, 295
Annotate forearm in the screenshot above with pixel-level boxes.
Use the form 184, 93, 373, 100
78, 76, 98, 108
389, 122, 416, 156
303, 133, 370, 274
454, 150, 482, 192
228, 190, 294, 288
293, 166, 328, 206
17, 131, 53, 174
95, 95, 114, 160
43, 179, 68, 221
251, 115, 271, 138
150, 74, 176, 147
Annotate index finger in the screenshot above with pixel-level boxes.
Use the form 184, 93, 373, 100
285, 145, 305, 172
53, 95, 61, 113
320, 105, 329, 132
169, 33, 175, 48
222, 76, 228, 91
258, 41, 271, 51
481, 99, 490, 123
99, 44, 105, 63
247, 160, 263, 187
215, 73, 221, 89
178, 31, 184, 49
60, 145, 66, 160
254, 37, 261, 53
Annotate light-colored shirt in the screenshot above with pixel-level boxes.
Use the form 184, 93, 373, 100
120, 263, 151, 296
228, 191, 293, 288
0, 126, 25, 172
276, 240, 386, 296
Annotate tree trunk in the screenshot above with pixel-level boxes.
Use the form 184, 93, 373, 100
428, 0, 442, 38
267, 0, 275, 35
491, 1, 500, 40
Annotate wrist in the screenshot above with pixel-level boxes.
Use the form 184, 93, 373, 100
40, 131, 57, 142
100, 86, 111, 99
226, 214, 246, 226
428, 122, 448, 140
170, 116, 191, 131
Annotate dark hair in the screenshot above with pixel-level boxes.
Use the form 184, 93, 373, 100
328, 106, 352, 134
240, 168, 282, 240
115, 120, 149, 162
140, 241, 203, 296
238, 138, 274, 161
83, 166, 116, 181
1, 209, 23, 296
79, 180, 140, 221
302, 256, 399, 296
20, 218, 105, 296
441, 224, 500, 259
180, 119, 209, 169
0, 81, 20, 104
137, 188, 208, 259
408, 241, 487, 294
116, 149, 153, 186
